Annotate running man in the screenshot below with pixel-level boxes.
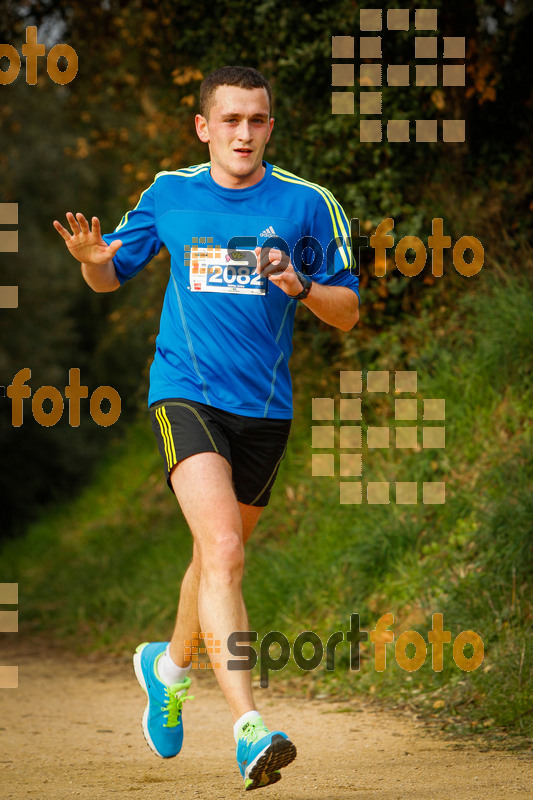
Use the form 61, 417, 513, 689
53, 66, 359, 791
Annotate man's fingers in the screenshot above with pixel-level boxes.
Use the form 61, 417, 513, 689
108, 239, 122, 256
257, 246, 279, 272
57, 212, 102, 242
261, 260, 289, 278
76, 212, 90, 235
53, 219, 71, 242
65, 211, 80, 236
256, 245, 274, 272
253, 246, 261, 274
258, 247, 290, 277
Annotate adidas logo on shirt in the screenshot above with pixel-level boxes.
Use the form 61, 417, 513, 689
260, 225, 276, 238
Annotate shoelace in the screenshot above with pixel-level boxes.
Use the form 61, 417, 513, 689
240, 720, 269, 745
162, 684, 194, 728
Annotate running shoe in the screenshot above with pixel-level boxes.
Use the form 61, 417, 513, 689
133, 641, 193, 758
236, 718, 297, 791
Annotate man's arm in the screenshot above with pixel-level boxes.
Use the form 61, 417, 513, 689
299, 280, 359, 331
53, 212, 122, 293
255, 247, 359, 331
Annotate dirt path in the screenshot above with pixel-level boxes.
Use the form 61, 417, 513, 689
0, 639, 531, 800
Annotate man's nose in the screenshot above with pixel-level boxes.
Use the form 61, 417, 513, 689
237, 121, 252, 140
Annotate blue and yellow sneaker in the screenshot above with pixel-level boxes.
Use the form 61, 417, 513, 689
133, 641, 193, 758
236, 718, 297, 791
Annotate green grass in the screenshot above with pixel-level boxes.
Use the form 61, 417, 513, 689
2, 266, 532, 747
1, 423, 194, 648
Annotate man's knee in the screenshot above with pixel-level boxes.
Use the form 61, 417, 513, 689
200, 532, 245, 584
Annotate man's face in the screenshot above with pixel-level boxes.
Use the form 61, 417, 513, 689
195, 85, 274, 188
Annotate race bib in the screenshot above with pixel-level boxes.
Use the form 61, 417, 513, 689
189, 247, 267, 295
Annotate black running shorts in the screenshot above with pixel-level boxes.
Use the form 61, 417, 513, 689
149, 398, 291, 507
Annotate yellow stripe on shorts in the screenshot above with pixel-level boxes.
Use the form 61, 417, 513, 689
155, 405, 176, 470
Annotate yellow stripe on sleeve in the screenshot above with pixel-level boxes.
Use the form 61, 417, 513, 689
115, 163, 210, 232
271, 166, 352, 270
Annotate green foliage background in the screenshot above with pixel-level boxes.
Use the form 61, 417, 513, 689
0, 0, 531, 746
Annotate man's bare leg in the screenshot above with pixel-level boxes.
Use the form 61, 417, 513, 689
168, 503, 262, 668
167, 452, 263, 723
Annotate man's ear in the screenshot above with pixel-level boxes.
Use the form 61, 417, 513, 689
195, 114, 210, 143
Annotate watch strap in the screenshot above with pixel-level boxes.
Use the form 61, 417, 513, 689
290, 272, 312, 300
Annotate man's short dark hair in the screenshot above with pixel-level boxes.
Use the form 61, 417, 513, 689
200, 66, 272, 119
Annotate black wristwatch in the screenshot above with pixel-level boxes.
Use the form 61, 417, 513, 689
290, 272, 312, 300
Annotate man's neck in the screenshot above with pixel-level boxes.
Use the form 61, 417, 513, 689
209, 162, 266, 189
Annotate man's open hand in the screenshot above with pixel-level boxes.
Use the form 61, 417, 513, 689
53, 212, 122, 267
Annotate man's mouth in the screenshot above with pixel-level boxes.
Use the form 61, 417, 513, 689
234, 148, 253, 154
